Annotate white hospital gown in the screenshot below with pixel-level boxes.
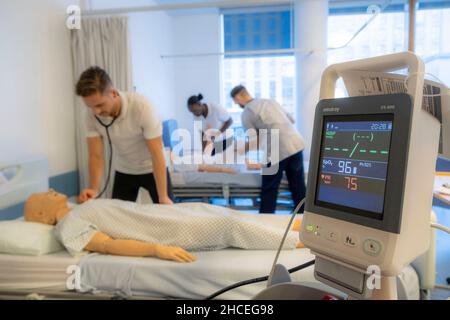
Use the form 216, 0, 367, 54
54, 200, 298, 256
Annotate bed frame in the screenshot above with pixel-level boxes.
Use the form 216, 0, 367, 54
0, 157, 439, 300
173, 184, 294, 211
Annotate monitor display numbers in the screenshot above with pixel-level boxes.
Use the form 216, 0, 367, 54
315, 116, 393, 217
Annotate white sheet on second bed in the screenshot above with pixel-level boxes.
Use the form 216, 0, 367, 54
171, 171, 289, 188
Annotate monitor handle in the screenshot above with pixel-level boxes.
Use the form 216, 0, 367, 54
320, 51, 424, 111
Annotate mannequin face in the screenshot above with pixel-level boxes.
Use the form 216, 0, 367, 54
24, 190, 69, 225
83, 88, 120, 117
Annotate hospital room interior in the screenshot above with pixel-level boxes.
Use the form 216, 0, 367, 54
0, 0, 450, 302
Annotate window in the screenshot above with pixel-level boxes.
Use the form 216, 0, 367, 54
222, 9, 296, 128
327, 1, 408, 96
224, 82, 233, 109
269, 80, 276, 99
282, 77, 293, 99
254, 60, 261, 78
415, 1, 450, 87
327, 2, 407, 66
222, 56, 296, 128
255, 81, 261, 98
239, 60, 247, 79
223, 10, 292, 53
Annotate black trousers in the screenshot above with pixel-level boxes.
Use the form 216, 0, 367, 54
260, 151, 306, 213
112, 169, 175, 203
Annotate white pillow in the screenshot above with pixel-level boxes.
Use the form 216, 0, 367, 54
0, 220, 63, 255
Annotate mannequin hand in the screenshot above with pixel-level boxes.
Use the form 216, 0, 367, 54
158, 196, 173, 205
155, 244, 196, 263
78, 188, 98, 203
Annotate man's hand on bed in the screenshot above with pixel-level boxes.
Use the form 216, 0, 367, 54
155, 244, 196, 263
78, 188, 98, 203
158, 196, 174, 205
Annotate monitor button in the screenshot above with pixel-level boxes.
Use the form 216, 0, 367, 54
363, 239, 382, 256
326, 230, 339, 242
343, 234, 359, 247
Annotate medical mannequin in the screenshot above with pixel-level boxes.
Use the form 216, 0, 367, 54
170, 151, 260, 174
24, 190, 303, 263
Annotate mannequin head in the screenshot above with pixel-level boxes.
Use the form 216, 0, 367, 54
24, 190, 70, 225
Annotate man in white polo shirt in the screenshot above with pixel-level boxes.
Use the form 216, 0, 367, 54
230, 85, 306, 213
76, 66, 173, 204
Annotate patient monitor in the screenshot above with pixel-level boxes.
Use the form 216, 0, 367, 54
300, 52, 440, 299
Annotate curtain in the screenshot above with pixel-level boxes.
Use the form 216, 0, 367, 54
71, 16, 132, 198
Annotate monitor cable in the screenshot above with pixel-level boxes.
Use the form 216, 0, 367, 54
205, 198, 312, 300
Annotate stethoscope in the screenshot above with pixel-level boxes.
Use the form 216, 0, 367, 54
95, 115, 118, 199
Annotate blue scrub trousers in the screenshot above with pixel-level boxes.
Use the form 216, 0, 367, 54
260, 151, 306, 213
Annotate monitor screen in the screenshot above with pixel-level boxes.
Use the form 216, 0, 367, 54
315, 114, 394, 219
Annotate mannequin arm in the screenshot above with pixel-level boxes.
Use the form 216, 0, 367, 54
198, 164, 237, 174
84, 231, 196, 263
246, 162, 262, 170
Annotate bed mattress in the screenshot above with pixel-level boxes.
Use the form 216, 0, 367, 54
0, 251, 80, 291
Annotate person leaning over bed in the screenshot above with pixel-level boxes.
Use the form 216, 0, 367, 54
76, 66, 174, 205
23, 190, 304, 263
230, 85, 307, 214
187, 93, 233, 155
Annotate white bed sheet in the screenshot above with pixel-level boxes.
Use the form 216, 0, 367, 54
77, 248, 335, 299
0, 251, 81, 291
77, 249, 420, 300
0, 249, 419, 300
171, 171, 288, 188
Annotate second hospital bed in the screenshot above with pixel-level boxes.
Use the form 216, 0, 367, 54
163, 119, 298, 210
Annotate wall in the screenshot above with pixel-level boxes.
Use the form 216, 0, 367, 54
170, 11, 222, 144
88, 1, 223, 141
90, 0, 176, 121
295, 0, 328, 160
0, 0, 78, 177
129, 11, 175, 120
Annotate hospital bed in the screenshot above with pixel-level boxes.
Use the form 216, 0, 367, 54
0, 158, 436, 300
171, 169, 294, 211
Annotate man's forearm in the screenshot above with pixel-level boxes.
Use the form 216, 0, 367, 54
245, 135, 259, 152
152, 150, 169, 199
219, 118, 233, 133
89, 156, 104, 191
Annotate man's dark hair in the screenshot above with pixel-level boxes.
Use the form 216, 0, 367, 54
230, 85, 246, 98
75, 66, 113, 97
